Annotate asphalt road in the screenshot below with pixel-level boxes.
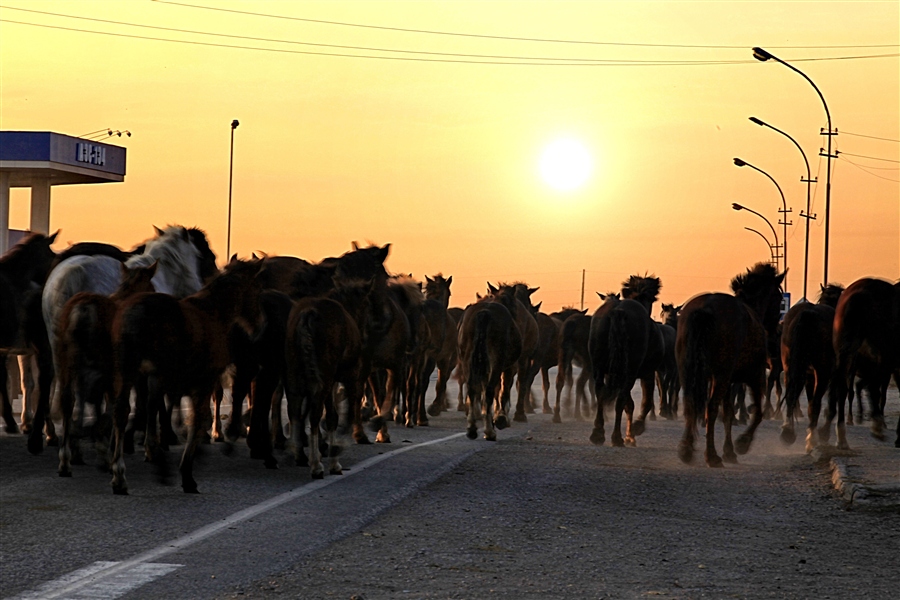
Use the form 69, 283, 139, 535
1, 376, 898, 600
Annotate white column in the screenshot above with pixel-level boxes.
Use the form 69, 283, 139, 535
0, 171, 10, 254
29, 177, 51, 235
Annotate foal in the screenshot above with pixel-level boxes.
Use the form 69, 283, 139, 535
110, 258, 262, 494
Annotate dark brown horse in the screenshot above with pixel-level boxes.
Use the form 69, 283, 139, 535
676, 263, 785, 467
420, 275, 459, 418
0, 232, 58, 450
509, 284, 560, 417
485, 283, 538, 423
589, 276, 664, 447
457, 298, 522, 440
110, 258, 263, 494
780, 283, 844, 452
553, 306, 594, 422
56, 262, 158, 476
657, 303, 682, 419
284, 279, 373, 478
824, 278, 900, 449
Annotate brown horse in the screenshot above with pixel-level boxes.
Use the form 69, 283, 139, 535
419, 275, 459, 418
457, 298, 522, 440
657, 303, 682, 419
509, 285, 560, 417
676, 263, 785, 467
485, 283, 538, 423
824, 278, 900, 449
553, 306, 594, 422
589, 276, 664, 447
780, 283, 844, 452
110, 258, 263, 494
284, 279, 373, 478
0, 232, 58, 451
56, 262, 158, 476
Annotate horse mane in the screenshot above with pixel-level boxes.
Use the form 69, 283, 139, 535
126, 225, 202, 298
730, 263, 781, 299
388, 275, 424, 307
621, 274, 661, 304
817, 283, 845, 307
0, 232, 54, 265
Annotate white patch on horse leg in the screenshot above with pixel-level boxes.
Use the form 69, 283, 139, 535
309, 427, 324, 478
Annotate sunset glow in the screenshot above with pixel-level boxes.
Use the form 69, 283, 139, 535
0, 1, 897, 311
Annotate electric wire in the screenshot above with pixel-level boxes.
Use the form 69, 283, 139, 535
1, 15, 897, 65
839, 156, 900, 183
839, 130, 900, 143
151, 0, 900, 51
836, 151, 900, 163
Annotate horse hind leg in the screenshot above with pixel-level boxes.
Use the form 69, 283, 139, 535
620, 391, 636, 447
0, 358, 19, 434
721, 384, 738, 464
734, 374, 766, 456
704, 386, 724, 468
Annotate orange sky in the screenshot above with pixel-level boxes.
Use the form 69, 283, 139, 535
1, 0, 898, 312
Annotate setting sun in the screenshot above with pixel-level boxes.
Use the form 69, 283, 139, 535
539, 138, 592, 192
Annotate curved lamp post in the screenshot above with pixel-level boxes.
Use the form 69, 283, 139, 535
733, 202, 781, 272
748, 116, 815, 300
744, 226, 777, 266
227, 119, 239, 261
752, 46, 834, 287
733, 158, 790, 287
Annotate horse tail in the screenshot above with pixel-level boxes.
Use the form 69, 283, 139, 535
784, 310, 816, 416
470, 310, 492, 387
559, 321, 576, 386
606, 310, 629, 397
682, 308, 715, 420
297, 310, 323, 414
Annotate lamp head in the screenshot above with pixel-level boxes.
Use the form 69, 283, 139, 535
733, 158, 747, 167
732, 203, 744, 211
749, 117, 765, 126
231, 120, 240, 129
752, 47, 773, 62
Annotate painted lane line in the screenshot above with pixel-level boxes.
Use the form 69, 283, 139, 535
11, 562, 182, 600
30, 431, 467, 600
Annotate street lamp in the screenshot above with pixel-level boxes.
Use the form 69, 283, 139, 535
752, 46, 835, 287
732, 202, 781, 271
227, 119, 239, 261
733, 158, 791, 288
744, 226, 777, 266
748, 116, 816, 300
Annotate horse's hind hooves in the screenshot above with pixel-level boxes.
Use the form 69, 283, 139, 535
589, 430, 605, 446
494, 415, 509, 430
734, 434, 753, 455
631, 420, 646, 437
58, 469, 72, 478
512, 412, 527, 423
426, 404, 442, 417
780, 428, 797, 446
26, 434, 44, 455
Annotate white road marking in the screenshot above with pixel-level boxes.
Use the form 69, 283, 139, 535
18, 431, 467, 600
11, 561, 182, 600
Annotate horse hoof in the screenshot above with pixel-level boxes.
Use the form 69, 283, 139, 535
456, 404, 466, 412
27, 433, 43, 455
632, 420, 646, 437
678, 442, 693, 464
494, 415, 509, 430
649, 412, 656, 422
466, 427, 478, 440
513, 412, 527, 423
723, 452, 738, 464
484, 431, 497, 442
182, 484, 199, 494
4, 420, 20, 435
112, 486, 129, 496
542, 405, 552, 414
354, 435, 372, 445
427, 403, 442, 417
58, 468, 72, 478
871, 420, 886, 441
734, 434, 752, 455
780, 427, 797, 446
624, 438, 636, 448
589, 430, 605, 446
611, 436, 625, 448
706, 454, 724, 468
552, 414, 562, 424
837, 440, 851, 451
311, 471, 325, 480
264, 457, 278, 470
368, 417, 384, 433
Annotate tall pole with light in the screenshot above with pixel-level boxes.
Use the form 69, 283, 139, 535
227, 119, 239, 261
751, 47, 835, 287
748, 117, 815, 301
744, 226, 777, 267
733, 158, 791, 288
732, 202, 781, 272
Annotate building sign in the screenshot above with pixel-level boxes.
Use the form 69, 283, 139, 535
76, 142, 106, 166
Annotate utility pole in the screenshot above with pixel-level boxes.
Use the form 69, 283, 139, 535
580, 269, 585, 311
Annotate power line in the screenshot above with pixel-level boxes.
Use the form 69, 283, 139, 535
839, 130, 900, 143
0, 6, 777, 64
152, 0, 900, 51
839, 156, 900, 183
3, 17, 897, 66
837, 151, 900, 163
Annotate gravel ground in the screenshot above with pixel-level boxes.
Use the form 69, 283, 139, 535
218, 413, 900, 600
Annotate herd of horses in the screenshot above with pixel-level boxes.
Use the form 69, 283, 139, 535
0, 226, 897, 494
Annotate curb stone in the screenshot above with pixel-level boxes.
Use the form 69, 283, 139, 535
828, 455, 900, 509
